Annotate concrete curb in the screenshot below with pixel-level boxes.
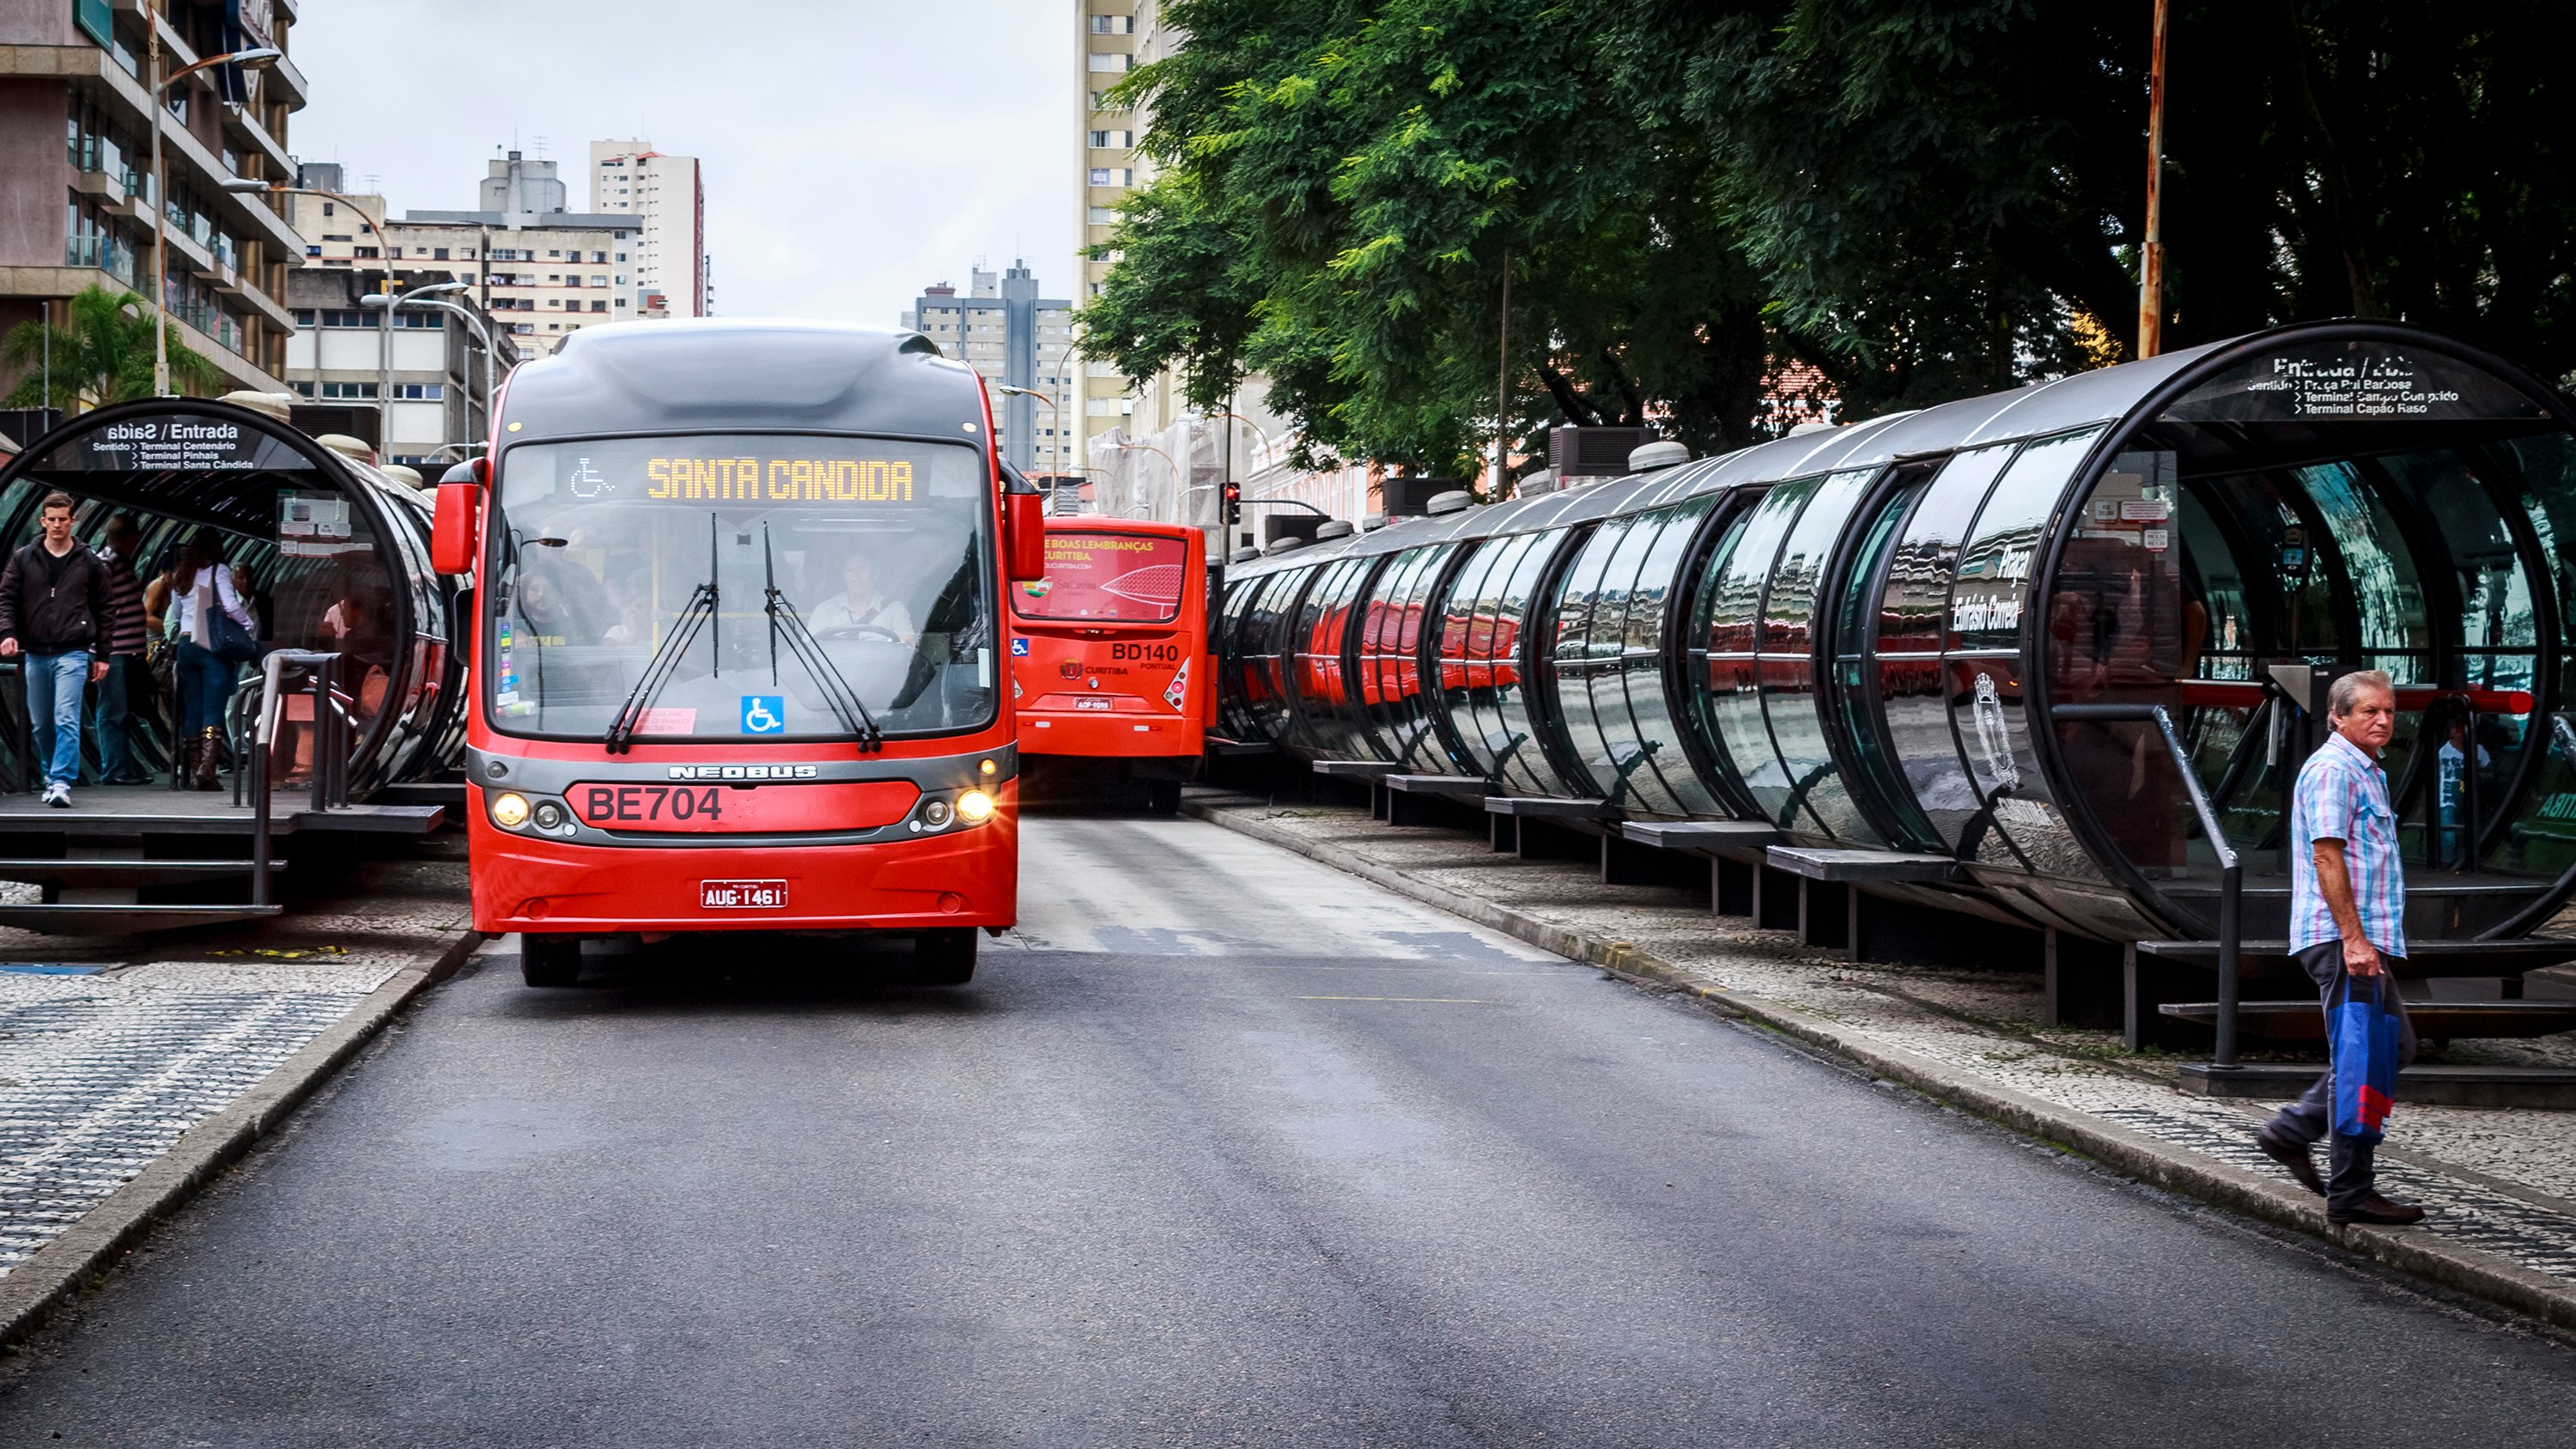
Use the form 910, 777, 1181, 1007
0, 927, 483, 1355
1187, 800, 2576, 1334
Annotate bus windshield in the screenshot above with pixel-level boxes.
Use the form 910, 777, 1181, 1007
486, 434, 996, 742
1012, 529, 1188, 624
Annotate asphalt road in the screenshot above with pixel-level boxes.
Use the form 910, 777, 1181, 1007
5, 813, 2576, 1446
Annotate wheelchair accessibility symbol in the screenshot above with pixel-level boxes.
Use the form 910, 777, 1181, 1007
740, 696, 787, 734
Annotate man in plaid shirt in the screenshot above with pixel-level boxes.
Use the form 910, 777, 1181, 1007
2257, 669, 2426, 1225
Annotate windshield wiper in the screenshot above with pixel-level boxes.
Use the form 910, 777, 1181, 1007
762, 523, 884, 752
605, 514, 720, 754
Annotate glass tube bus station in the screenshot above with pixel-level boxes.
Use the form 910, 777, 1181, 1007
1216, 321, 2576, 1064
0, 399, 461, 934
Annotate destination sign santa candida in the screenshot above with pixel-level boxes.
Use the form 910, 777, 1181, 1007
646, 455, 914, 502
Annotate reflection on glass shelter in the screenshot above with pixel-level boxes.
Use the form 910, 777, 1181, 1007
1217, 322, 2576, 947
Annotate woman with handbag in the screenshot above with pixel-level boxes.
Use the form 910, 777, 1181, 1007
167, 532, 258, 791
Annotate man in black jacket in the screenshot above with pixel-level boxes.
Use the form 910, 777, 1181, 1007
0, 493, 112, 807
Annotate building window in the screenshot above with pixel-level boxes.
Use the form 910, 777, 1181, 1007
1086, 52, 1130, 72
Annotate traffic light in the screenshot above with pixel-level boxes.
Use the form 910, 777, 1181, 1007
1222, 480, 1242, 526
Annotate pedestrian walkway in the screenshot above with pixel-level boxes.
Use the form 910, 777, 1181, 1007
0, 961, 395, 1273
1190, 791, 2576, 1318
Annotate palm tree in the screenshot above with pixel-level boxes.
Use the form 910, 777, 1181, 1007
1, 283, 225, 411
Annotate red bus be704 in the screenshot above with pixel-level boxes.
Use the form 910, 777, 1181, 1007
430, 320, 1045, 987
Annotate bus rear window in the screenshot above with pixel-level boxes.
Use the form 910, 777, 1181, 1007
1012, 532, 1187, 623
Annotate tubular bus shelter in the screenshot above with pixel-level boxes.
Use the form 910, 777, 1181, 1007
0, 398, 469, 801
1218, 320, 2576, 967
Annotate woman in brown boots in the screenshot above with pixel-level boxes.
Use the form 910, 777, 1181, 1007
166, 532, 256, 791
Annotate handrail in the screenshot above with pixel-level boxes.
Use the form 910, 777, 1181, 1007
2051, 702, 2245, 1068
244, 651, 349, 910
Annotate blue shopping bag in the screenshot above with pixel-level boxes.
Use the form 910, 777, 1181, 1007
2330, 972, 2401, 1143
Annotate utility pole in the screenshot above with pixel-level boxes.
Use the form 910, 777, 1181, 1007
1493, 247, 1512, 493
2137, 0, 2171, 359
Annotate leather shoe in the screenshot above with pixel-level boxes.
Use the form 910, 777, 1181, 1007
2329, 1193, 2427, 1227
2257, 1128, 2324, 1196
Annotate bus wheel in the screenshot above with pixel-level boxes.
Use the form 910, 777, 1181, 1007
519, 934, 582, 988
914, 928, 976, 985
1144, 778, 1182, 816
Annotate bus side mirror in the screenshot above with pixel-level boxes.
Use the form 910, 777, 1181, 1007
1005, 491, 1046, 581
432, 483, 480, 575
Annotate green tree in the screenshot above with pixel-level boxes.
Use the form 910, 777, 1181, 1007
1083, 0, 1776, 477
1, 283, 225, 411
1599, 0, 2576, 409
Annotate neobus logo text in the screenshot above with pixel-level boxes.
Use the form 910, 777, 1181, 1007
665, 764, 821, 781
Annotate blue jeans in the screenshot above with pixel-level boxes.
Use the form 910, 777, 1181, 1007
176, 641, 238, 736
22, 649, 90, 788
89, 654, 137, 781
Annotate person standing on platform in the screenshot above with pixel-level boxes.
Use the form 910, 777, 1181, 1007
2257, 670, 2427, 1225
0, 493, 112, 807
90, 512, 151, 786
167, 532, 256, 793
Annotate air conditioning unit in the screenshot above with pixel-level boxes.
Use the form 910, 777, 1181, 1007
1379, 476, 1464, 517
1548, 426, 1655, 479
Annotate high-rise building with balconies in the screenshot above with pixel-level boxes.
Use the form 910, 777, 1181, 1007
0, 0, 311, 399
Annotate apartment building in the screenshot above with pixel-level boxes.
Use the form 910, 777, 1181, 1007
279, 259, 518, 468
289, 155, 635, 362
901, 264, 1075, 474
590, 141, 706, 318
1, 0, 309, 399
1076, 0, 1160, 460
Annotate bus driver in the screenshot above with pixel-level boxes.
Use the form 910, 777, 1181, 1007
810, 552, 917, 646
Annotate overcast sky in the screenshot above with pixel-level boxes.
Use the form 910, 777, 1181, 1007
292, 0, 1076, 324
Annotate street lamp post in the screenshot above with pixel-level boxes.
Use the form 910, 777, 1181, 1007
361, 282, 466, 461
365, 291, 496, 451
150, 39, 283, 395
223, 179, 395, 424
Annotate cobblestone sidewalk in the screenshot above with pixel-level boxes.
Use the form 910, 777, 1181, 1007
0, 961, 400, 1275
1194, 793, 2576, 1306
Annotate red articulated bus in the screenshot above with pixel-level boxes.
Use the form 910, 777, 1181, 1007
1007, 517, 1212, 813
429, 320, 1047, 987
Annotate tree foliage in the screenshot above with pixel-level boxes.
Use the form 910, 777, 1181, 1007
2, 284, 225, 411
1082, 0, 2576, 473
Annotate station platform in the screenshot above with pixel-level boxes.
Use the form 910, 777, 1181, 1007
0, 785, 444, 935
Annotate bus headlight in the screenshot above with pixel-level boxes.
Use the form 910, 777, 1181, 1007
956, 788, 995, 823
489, 792, 531, 828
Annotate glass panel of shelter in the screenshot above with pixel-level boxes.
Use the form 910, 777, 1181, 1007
1755, 467, 1885, 843
1616, 494, 1725, 817
1953, 427, 2109, 880
1690, 477, 1814, 828
1679, 503, 1770, 814
2048, 432, 2566, 920
1542, 516, 1634, 801
1877, 443, 2016, 855
1434, 534, 1521, 780
1484, 533, 1562, 797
